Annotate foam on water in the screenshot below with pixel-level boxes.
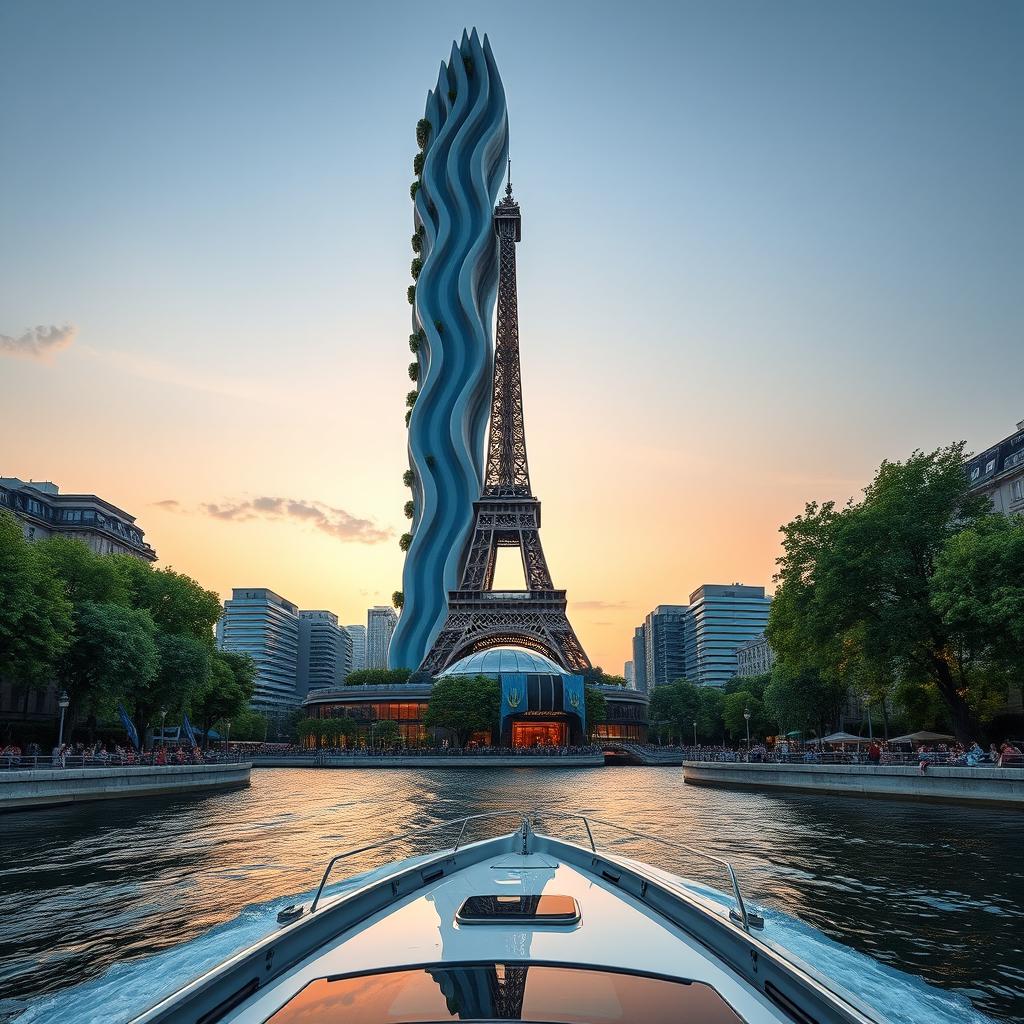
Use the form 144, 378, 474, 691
15, 858, 996, 1024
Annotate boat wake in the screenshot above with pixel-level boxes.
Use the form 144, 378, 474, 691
14, 857, 995, 1024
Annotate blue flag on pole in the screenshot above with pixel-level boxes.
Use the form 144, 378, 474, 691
182, 713, 198, 748
117, 704, 140, 750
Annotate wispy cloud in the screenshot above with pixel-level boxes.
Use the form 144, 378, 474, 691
1, 324, 77, 362
184, 495, 391, 544
151, 499, 182, 510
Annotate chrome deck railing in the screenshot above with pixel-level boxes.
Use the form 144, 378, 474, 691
306, 808, 758, 931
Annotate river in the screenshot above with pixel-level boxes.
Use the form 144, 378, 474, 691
0, 766, 1020, 1023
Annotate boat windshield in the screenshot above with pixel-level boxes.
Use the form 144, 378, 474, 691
264, 962, 745, 1023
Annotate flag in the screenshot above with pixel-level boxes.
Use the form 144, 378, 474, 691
118, 704, 140, 750
182, 713, 198, 748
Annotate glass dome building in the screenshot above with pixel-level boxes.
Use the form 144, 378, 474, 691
439, 648, 564, 678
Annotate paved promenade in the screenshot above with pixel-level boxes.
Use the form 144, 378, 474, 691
0, 762, 252, 811
683, 760, 1024, 807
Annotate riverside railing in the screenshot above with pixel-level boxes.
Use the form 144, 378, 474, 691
0, 752, 246, 771
679, 747, 1022, 768
250, 745, 604, 759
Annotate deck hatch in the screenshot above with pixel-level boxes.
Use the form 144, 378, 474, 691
455, 894, 579, 924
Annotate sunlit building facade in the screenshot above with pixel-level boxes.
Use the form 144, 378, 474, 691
366, 606, 397, 669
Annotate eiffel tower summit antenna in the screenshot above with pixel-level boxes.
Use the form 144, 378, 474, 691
419, 177, 590, 676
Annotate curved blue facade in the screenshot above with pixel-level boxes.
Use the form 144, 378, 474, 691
389, 29, 509, 671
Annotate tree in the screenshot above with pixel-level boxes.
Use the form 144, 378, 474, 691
0, 510, 72, 691
372, 720, 401, 749
191, 651, 255, 746
113, 558, 221, 642
35, 535, 129, 605
60, 601, 160, 732
647, 680, 723, 743
231, 708, 267, 742
584, 686, 606, 737
423, 675, 499, 746
768, 444, 1000, 742
581, 666, 627, 687
722, 691, 769, 742
763, 665, 846, 739
344, 668, 412, 686
126, 632, 211, 746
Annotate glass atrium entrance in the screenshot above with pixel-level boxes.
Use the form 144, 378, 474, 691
511, 720, 567, 748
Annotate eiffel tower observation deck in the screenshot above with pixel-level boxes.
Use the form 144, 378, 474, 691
418, 172, 591, 677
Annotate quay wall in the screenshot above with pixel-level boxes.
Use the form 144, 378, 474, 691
683, 761, 1024, 807
0, 762, 252, 811
251, 754, 605, 769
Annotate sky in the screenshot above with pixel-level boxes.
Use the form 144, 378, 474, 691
1, 0, 1021, 672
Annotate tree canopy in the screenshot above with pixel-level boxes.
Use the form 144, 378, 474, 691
423, 674, 499, 746
344, 668, 413, 686
767, 443, 1021, 742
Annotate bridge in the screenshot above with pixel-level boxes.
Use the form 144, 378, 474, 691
599, 741, 684, 766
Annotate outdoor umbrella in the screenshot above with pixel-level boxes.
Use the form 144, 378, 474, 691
889, 731, 956, 744
819, 732, 873, 744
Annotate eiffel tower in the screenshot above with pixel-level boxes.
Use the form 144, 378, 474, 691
419, 173, 591, 677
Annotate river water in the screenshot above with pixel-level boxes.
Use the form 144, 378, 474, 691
0, 767, 1020, 1023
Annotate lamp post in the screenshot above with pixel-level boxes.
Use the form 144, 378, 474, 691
57, 691, 70, 749
743, 707, 751, 750
225, 720, 232, 752
692, 720, 697, 747
864, 693, 873, 741
159, 707, 167, 748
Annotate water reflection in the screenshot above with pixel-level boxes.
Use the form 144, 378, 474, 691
0, 767, 1020, 1021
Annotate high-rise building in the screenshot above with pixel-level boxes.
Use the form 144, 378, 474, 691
687, 584, 772, 689
366, 606, 397, 669
631, 626, 648, 695
966, 418, 1024, 516
216, 588, 300, 713
345, 625, 367, 671
643, 606, 691, 691
296, 610, 352, 698
734, 634, 775, 678
624, 660, 634, 689
0, 477, 156, 561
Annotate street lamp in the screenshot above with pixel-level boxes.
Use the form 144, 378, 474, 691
692, 720, 697, 747
863, 693, 873, 741
159, 707, 167, 747
57, 691, 70, 749
743, 707, 751, 749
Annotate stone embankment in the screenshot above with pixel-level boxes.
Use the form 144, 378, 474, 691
252, 753, 605, 769
0, 762, 252, 811
682, 761, 1024, 807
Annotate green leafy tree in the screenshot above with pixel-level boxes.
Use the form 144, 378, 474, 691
231, 708, 268, 742
763, 665, 847, 739
584, 686, 606, 737
127, 632, 211, 746
191, 651, 256, 746
344, 668, 412, 686
767, 444, 1000, 742
423, 674, 499, 746
647, 679, 723, 743
60, 601, 160, 733
35, 535, 129, 605
372, 719, 401, 749
0, 510, 73, 694
113, 558, 221, 642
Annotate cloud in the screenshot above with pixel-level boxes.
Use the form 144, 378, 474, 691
1, 324, 77, 362
193, 495, 391, 544
152, 499, 182, 510
573, 600, 631, 610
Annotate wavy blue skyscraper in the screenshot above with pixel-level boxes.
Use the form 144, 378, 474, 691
388, 29, 509, 671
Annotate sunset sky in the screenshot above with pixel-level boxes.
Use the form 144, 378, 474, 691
2, 1, 1021, 672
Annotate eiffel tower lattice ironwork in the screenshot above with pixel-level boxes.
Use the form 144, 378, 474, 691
419, 174, 591, 677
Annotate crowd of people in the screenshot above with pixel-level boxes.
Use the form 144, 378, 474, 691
0, 741, 237, 769
678, 738, 1024, 768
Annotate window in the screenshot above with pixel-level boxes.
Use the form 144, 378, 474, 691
970, 467, 980, 481
1013, 480, 1024, 502
985, 459, 996, 474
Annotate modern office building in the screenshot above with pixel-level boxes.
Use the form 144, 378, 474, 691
966, 418, 1024, 516
631, 626, 648, 695
0, 477, 156, 560
345, 625, 367, 671
624, 661, 634, 689
296, 610, 353, 698
216, 588, 301, 713
643, 605, 691, 690
686, 584, 772, 689
734, 634, 775, 678
366, 606, 397, 669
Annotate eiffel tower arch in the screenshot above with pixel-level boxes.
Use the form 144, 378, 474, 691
419, 174, 590, 678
